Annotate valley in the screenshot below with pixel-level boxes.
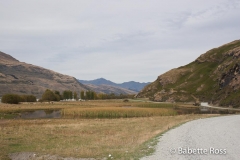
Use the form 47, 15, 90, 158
1, 1, 240, 159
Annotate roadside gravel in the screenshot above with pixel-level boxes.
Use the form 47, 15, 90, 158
9, 152, 98, 160
141, 115, 240, 160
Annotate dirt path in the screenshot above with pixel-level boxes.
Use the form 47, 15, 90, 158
141, 115, 240, 160
9, 152, 98, 160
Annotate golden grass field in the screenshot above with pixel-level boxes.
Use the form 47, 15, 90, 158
0, 100, 218, 160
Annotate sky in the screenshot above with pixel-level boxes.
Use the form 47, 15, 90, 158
0, 0, 240, 83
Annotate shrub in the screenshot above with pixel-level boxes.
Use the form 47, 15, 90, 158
2, 94, 21, 104
21, 95, 37, 102
38, 99, 43, 102
1, 94, 37, 104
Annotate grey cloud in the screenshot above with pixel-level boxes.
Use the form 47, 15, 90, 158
0, 0, 240, 83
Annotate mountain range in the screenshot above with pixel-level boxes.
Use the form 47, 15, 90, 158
0, 51, 148, 98
137, 40, 240, 107
0, 51, 88, 98
2, 39, 239, 104
83, 83, 137, 95
78, 78, 150, 94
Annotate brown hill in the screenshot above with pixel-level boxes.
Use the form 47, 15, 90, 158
0, 51, 88, 98
137, 40, 240, 107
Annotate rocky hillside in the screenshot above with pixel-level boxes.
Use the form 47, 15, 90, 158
0, 51, 88, 98
137, 40, 240, 107
84, 83, 137, 95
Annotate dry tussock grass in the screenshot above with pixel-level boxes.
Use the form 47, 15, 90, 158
0, 114, 216, 159
62, 107, 177, 118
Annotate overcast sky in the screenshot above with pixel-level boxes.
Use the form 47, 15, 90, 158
1, 0, 240, 83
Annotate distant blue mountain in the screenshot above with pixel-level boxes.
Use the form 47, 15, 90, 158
78, 78, 150, 92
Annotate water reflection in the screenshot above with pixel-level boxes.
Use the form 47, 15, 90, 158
19, 110, 61, 119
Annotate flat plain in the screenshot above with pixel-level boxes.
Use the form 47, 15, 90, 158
0, 100, 217, 160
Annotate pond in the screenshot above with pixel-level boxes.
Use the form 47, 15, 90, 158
0, 107, 236, 120
18, 110, 61, 119
0, 110, 61, 119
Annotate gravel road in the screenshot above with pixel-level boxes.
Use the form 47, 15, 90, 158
141, 115, 240, 160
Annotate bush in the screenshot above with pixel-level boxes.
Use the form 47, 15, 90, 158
38, 99, 43, 102
1, 94, 37, 104
2, 94, 21, 104
21, 95, 37, 102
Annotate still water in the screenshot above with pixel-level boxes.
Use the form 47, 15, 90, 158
18, 110, 61, 119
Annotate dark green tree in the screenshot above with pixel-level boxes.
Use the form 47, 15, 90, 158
80, 91, 85, 99
54, 91, 62, 101
42, 89, 57, 101
62, 90, 72, 99
74, 91, 78, 100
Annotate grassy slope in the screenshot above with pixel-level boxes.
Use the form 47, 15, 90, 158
139, 40, 240, 107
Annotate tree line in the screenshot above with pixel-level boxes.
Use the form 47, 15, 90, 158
1, 89, 135, 104
40, 89, 134, 101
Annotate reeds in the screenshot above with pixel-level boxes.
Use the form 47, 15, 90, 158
62, 107, 177, 118
136, 103, 174, 108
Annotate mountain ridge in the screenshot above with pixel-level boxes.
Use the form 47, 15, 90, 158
137, 40, 240, 107
83, 83, 137, 95
0, 51, 19, 63
0, 51, 88, 98
78, 78, 150, 92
